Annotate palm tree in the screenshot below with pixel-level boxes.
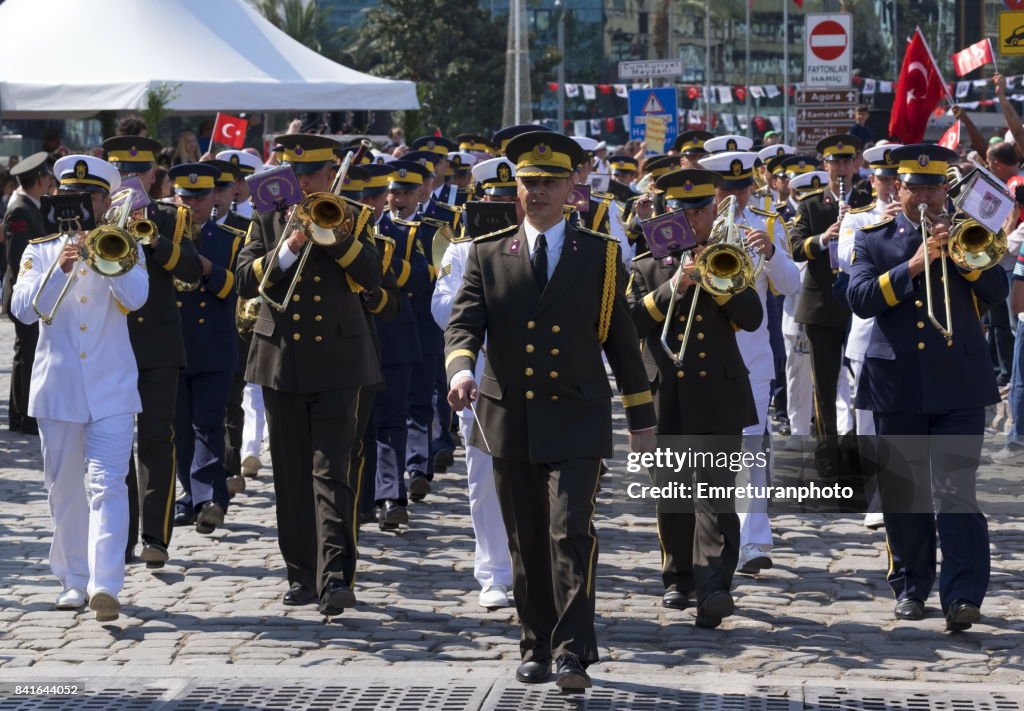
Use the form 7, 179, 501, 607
256, 0, 340, 57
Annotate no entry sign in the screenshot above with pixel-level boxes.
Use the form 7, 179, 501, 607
805, 13, 852, 88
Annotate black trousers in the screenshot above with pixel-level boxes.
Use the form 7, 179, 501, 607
8, 316, 37, 433
492, 456, 602, 666
350, 387, 377, 530
223, 370, 246, 479
656, 432, 742, 603
806, 323, 846, 436
127, 366, 180, 550
263, 385, 361, 595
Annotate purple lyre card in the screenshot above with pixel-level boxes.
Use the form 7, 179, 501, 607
828, 239, 839, 270
117, 175, 152, 212
641, 209, 697, 259
246, 166, 303, 214
566, 184, 591, 214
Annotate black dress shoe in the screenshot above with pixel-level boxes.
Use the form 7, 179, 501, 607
319, 580, 357, 616
894, 598, 926, 621
282, 583, 318, 606
515, 659, 551, 684
141, 540, 169, 569
433, 449, 454, 472
378, 500, 408, 530
555, 654, 592, 690
695, 590, 735, 628
662, 590, 690, 610
195, 502, 225, 534
945, 600, 981, 632
408, 475, 431, 502
358, 509, 377, 525
173, 507, 196, 527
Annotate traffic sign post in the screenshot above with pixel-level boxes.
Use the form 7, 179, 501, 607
794, 85, 858, 153
999, 12, 1024, 56
628, 87, 678, 150
618, 59, 684, 80
804, 13, 853, 88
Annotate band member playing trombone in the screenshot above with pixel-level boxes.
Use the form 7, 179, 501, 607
626, 169, 762, 628
847, 144, 1007, 632
235, 134, 383, 617
104, 135, 203, 568
12, 155, 149, 621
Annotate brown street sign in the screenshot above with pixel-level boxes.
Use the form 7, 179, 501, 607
794, 88, 859, 105
796, 106, 857, 124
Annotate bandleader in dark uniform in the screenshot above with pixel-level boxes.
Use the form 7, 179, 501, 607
2, 152, 52, 436
790, 134, 872, 436
626, 169, 762, 627
104, 136, 204, 567
167, 163, 242, 536
446, 132, 656, 690
846, 144, 1006, 632
235, 134, 383, 616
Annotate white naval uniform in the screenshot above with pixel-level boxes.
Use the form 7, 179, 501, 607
12, 235, 148, 598
431, 238, 513, 591
736, 206, 801, 549
838, 200, 889, 438
241, 383, 266, 462
594, 192, 633, 265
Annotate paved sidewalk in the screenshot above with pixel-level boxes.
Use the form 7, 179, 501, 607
0, 319, 1021, 709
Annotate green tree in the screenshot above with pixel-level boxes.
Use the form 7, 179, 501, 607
357, 0, 506, 135
257, 0, 343, 58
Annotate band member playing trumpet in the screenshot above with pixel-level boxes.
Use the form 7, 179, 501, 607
846, 144, 1007, 632
627, 168, 763, 627
235, 134, 383, 617
103, 135, 203, 568
12, 155, 149, 620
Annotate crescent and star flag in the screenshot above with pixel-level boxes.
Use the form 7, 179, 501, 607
938, 121, 961, 150
951, 39, 994, 77
889, 28, 951, 145
212, 113, 248, 149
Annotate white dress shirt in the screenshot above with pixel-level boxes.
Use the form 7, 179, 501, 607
523, 217, 566, 282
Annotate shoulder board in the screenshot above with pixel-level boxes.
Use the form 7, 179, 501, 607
861, 217, 894, 232
29, 233, 61, 244
631, 250, 652, 262
848, 202, 877, 214
217, 222, 247, 238
749, 206, 776, 217
592, 190, 615, 201
575, 223, 616, 241
392, 217, 419, 227
795, 188, 825, 202
473, 224, 518, 242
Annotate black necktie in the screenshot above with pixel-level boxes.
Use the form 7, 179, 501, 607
532, 233, 548, 292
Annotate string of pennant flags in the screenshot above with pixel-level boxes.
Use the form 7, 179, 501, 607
556, 110, 786, 139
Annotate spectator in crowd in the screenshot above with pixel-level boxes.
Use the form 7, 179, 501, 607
118, 116, 148, 138
383, 127, 405, 151
197, 119, 213, 154
149, 167, 172, 201
986, 141, 1022, 388
172, 131, 201, 166
157, 147, 175, 169
0, 172, 15, 215
849, 105, 873, 145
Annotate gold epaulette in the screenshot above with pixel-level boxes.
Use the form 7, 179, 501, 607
217, 222, 247, 238
592, 190, 614, 201
795, 188, 825, 202
576, 223, 616, 241
29, 233, 61, 244
392, 216, 419, 227
848, 202, 877, 214
774, 200, 787, 212
473, 224, 518, 242
749, 206, 777, 217
862, 217, 894, 232
631, 250, 652, 262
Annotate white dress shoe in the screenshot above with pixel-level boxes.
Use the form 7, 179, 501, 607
863, 512, 885, 529
89, 590, 121, 622
737, 543, 773, 575
55, 587, 87, 610
479, 584, 509, 610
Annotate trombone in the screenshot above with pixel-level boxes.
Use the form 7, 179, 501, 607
660, 195, 756, 365
32, 190, 139, 325
257, 140, 372, 312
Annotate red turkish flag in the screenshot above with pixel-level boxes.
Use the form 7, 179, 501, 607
734, 86, 747, 102
212, 113, 248, 149
687, 86, 700, 100
889, 29, 950, 144
938, 121, 960, 150
1005, 0, 1024, 10
951, 39, 994, 77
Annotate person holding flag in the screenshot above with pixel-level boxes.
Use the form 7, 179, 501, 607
889, 28, 952, 145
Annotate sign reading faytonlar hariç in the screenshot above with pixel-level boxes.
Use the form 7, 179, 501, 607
804, 13, 853, 88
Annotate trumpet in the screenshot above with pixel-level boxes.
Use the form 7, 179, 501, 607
32, 191, 139, 325
257, 140, 372, 312
660, 196, 756, 365
918, 204, 953, 341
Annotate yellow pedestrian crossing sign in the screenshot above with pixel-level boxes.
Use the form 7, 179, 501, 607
999, 12, 1024, 56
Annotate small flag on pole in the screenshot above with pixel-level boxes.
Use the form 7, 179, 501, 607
212, 113, 248, 149
951, 39, 995, 77
938, 121, 961, 150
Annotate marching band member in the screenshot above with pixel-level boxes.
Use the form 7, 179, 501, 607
235, 134, 383, 616
847, 143, 1006, 632
627, 168, 763, 625
446, 131, 656, 689
103, 135, 203, 567
431, 156, 517, 610
572, 136, 630, 263
756, 144, 795, 209
215, 149, 263, 220
672, 130, 713, 169
699, 151, 801, 575
13, 155, 148, 620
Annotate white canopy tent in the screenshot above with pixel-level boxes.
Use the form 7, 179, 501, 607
0, 0, 418, 118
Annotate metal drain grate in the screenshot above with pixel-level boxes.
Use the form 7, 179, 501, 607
0, 685, 166, 711
804, 688, 1024, 711
168, 682, 487, 711
484, 682, 798, 711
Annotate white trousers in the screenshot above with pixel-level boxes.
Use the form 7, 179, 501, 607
241, 382, 266, 460
39, 414, 134, 596
459, 410, 512, 590
848, 357, 875, 436
739, 375, 773, 547
784, 333, 853, 436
